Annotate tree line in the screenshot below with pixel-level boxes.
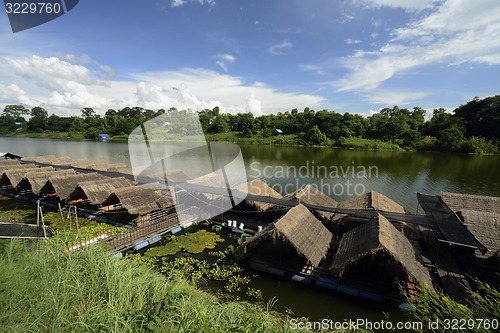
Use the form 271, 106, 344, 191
1, 95, 499, 153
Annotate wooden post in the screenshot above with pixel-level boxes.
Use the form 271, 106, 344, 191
39, 205, 47, 240
36, 200, 40, 227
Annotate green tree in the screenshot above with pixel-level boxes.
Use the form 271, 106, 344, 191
81, 107, 97, 119
28, 106, 49, 132
437, 124, 466, 151
302, 125, 327, 145
2, 104, 30, 118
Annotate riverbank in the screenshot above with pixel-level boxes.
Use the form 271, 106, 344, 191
3, 131, 405, 151
6, 131, 499, 154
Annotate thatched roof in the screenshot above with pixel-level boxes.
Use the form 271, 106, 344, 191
0, 159, 21, 166
1, 166, 54, 187
235, 178, 283, 211
40, 172, 106, 200
187, 171, 227, 188
339, 191, 405, 213
69, 177, 136, 204
334, 191, 406, 223
440, 192, 500, 258
285, 184, 338, 220
441, 192, 500, 215
101, 184, 174, 215
93, 163, 128, 172
22, 155, 57, 163
459, 209, 500, 258
332, 214, 434, 289
18, 169, 75, 194
0, 163, 36, 174
241, 204, 332, 267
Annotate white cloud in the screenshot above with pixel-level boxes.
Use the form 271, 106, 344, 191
171, 0, 187, 7
214, 53, 236, 72
352, 0, 437, 11
345, 39, 361, 45
336, 0, 500, 91
0, 55, 324, 116
361, 89, 429, 105
171, 0, 215, 8
245, 94, 262, 116
298, 64, 327, 75
268, 40, 292, 55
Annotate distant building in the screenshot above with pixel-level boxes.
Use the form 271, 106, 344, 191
98, 134, 109, 141
273, 129, 283, 135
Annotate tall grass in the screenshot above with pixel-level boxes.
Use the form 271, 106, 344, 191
0, 241, 305, 333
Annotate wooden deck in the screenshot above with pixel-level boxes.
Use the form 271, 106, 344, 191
106, 214, 180, 252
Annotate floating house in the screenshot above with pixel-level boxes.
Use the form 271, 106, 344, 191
285, 184, 339, 221
17, 169, 75, 195
240, 204, 333, 274
67, 177, 136, 206
235, 178, 284, 211
39, 172, 106, 201
100, 183, 175, 227
331, 214, 435, 299
440, 192, 500, 270
335, 191, 417, 236
0, 166, 55, 190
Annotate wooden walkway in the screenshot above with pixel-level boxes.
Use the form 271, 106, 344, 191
105, 214, 179, 252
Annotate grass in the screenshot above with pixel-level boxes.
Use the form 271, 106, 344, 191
0, 241, 308, 333
337, 137, 403, 151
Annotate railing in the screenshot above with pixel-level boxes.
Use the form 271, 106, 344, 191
106, 213, 179, 251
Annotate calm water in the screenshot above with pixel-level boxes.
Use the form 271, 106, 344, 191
2, 136, 500, 322
4, 136, 499, 212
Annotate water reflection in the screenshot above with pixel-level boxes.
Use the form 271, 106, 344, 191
2, 137, 499, 213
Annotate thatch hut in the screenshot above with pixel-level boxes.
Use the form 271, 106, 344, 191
235, 178, 283, 211
0, 166, 54, 189
100, 184, 175, 226
240, 204, 333, 270
185, 172, 228, 200
0, 163, 36, 175
21, 155, 57, 164
441, 192, 500, 215
285, 184, 338, 221
39, 172, 105, 200
16, 169, 75, 194
441, 192, 500, 264
331, 214, 434, 297
335, 191, 417, 236
68, 177, 136, 205
338, 191, 405, 213
0, 159, 21, 166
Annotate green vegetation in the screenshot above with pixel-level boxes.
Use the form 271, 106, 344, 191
160, 245, 255, 296
144, 230, 224, 256
0, 241, 302, 333
2, 94, 500, 153
403, 283, 500, 333
0, 195, 128, 249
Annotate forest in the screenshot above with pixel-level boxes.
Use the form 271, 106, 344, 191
1, 95, 499, 154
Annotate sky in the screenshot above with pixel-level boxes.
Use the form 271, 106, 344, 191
1, 0, 500, 117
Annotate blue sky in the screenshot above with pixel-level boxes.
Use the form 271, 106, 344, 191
1, 0, 500, 117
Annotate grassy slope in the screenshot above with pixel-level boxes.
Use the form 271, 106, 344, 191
0, 241, 305, 333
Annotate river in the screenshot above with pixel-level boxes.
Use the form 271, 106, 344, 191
3, 136, 499, 211
2, 136, 500, 321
